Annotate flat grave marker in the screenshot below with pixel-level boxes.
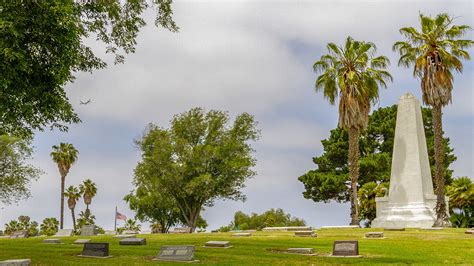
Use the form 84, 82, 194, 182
170, 227, 191, 234
119, 238, 146, 245
332, 240, 360, 257
0, 259, 31, 266
104, 230, 116, 235
10, 230, 28, 239
465, 230, 474, 235
43, 238, 61, 244
204, 241, 232, 248
365, 232, 384, 239
294, 231, 316, 237
73, 239, 91, 245
54, 229, 73, 237
155, 245, 196, 262
232, 233, 252, 237
286, 248, 315, 255
80, 225, 97, 236
79, 243, 111, 258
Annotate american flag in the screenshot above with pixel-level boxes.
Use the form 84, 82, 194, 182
115, 211, 127, 221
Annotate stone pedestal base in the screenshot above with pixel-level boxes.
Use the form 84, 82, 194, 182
372, 196, 449, 228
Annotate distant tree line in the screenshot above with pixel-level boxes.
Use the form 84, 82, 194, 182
218, 209, 306, 232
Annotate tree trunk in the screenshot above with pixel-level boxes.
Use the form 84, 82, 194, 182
432, 105, 450, 227
348, 127, 360, 226
71, 208, 76, 230
60, 175, 65, 229
187, 208, 201, 233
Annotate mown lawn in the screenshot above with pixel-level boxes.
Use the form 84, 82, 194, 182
0, 228, 473, 265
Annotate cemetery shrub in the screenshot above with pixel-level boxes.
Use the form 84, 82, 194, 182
226, 208, 306, 230
4, 215, 38, 236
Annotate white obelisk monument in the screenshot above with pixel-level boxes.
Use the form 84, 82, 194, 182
372, 93, 445, 228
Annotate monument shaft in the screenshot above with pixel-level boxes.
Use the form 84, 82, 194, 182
372, 93, 445, 228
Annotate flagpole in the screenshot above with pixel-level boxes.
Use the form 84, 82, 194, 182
114, 206, 117, 231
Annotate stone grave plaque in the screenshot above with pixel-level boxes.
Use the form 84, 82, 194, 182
156, 245, 195, 262
54, 229, 73, 237
10, 230, 28, 239
113, 234, 136, 239
104, 230, 116, 235
286, 248, 315, 254
294, 231, 316, 237
204, 241, 232, 248
80, 243, 110, 258
232, 233, 252, 237
80, 225, 97, 236
465, 230, 474, 235
43, 238, 61, 244
119, 238, 146, 245
73, 239, 91, 244
365, 232, 384, 238
170, 227, 191, 234
332, 240, 359, 256
0, 259, 31, 266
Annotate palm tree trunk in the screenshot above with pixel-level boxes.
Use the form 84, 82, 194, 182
71, 208, 76, 230
432, 105, 450, 227
348, 127, 360, 226
60, 176, 65, 229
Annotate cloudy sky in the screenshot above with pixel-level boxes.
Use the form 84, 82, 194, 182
2, 0, 473, 231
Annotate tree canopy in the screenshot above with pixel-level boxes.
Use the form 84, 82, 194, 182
1, 0, 177, 138
133, 107, 259, 232
225, 208, 306, 231
0, 135, 42, 206
298, 105, 456, 208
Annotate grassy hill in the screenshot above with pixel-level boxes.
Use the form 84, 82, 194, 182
0, 228, 473, 265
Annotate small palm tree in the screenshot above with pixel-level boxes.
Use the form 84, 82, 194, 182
40, 217, 59, 236
79, 179, 97, 219
64, 186, 81, 230
313, 37, 392, 225
393, 13, 473, 226
123, 219, 141, 232
51, 143, 78, 229
446, 177, 474, 212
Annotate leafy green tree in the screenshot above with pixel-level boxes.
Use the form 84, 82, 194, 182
393, 13, 473, 227
40, 217, 59, 236
124, 184, 181, 233
1, 1, 178, 139
358, 182, 388, 227
299, 105, 456, 219
65, 185, 81, 230
447, 177, 474, 228
79, 178, 97, 221
229, 208, 306, 230
134, 108, 259, 232
50, 143, 78, 229
312, 37, 393, 225
0, 135, 42, 206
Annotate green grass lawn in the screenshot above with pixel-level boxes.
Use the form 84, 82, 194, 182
0, 228, 473, 265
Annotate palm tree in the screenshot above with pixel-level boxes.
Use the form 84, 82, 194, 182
446, 177, 474, 212
79, 179, 97, 219
50, 143, 78, 229
393, 13, 473, 227
313, 37, 392, 225
40, 217, 59, 236
64, 185, 81, 230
